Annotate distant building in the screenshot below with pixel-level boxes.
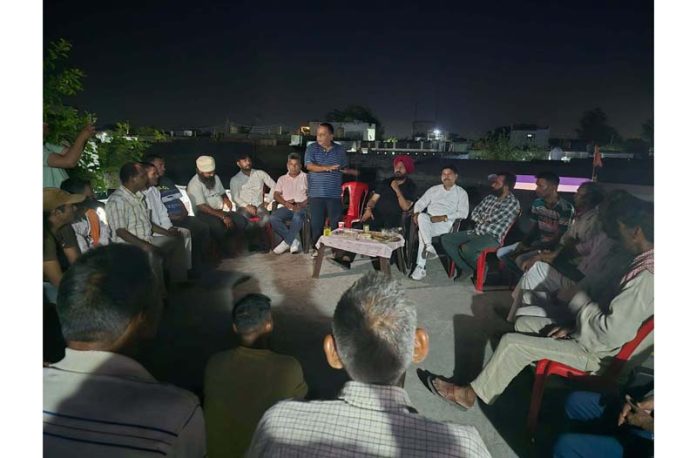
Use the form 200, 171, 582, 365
509, 124, 550, 148
309, 121, 375, 141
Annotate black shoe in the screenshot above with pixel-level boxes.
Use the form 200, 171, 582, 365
453, 269, 473, 282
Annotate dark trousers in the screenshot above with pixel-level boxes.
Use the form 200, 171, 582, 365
173, 215, 212, 273
441, 230, 499, 275
553, 391, 653, 458
309, 197, 343, 244
196, 211, 247, 249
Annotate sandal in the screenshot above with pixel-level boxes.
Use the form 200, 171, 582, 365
425, 373, 473, 411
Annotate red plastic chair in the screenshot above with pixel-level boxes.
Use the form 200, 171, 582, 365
526, 316, 654, 436
341, 182, 369, 228
448, 211, 519, 291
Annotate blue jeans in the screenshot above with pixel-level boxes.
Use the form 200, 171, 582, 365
309, 197, 343, 244
270, 207, 306, 245
553, 391, 653, 458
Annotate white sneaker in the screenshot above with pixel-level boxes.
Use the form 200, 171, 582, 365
423, 244, 438, 260
290, 239, 301, 254
273, 241, 290, 254
410, 266, 427, 280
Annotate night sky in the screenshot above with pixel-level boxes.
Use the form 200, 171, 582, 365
44, 0, 653, 139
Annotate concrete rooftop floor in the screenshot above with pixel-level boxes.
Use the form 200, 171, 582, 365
141, 250, 574, 457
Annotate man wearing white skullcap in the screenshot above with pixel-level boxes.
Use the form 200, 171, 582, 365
187, 155, 247, 255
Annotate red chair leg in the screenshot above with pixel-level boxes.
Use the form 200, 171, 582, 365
475, 252, 487, 291
527, 360, 550, 437
448, 260, 456, 278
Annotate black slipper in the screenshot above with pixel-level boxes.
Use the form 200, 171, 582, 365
424, 373, 472, 411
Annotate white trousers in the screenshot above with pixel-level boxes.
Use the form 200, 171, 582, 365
415, 213, 453, 268
510, 261, 576, 320
154, 228, 192, 270
470, 316, 601, 404
150, 235, 188, 286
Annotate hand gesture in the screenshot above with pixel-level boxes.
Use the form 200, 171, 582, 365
222, 215, 234, 229
390, 179, 402, 193
325, 164, 340, 172
412, 213, 420, 226
167, 227, 181, 237
79, 123, 96, 139
246, 205, 258, 216
360, 208, 374, 222
618, 395, 654, 431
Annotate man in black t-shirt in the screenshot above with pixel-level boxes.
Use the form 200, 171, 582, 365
330, 155, 418, 269
360, 156, 418, 229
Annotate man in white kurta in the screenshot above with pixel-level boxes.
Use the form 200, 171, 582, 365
410, 165, 469, 280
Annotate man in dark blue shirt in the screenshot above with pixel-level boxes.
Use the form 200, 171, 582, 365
304, 122, 358, 250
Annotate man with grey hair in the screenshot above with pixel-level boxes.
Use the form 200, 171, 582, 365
247, 272, 491, 457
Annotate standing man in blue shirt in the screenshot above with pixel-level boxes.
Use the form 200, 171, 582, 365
304, 123, 358, 252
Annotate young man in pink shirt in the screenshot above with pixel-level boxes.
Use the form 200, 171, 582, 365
271, 153, 309, 254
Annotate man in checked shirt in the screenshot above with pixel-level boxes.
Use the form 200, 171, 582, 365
247, 272, 491, 457
441, 172, 521, 281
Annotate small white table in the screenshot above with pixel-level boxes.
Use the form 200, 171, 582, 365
313, 229, 406, 277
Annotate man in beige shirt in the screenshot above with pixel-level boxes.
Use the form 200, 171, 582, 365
204, 294, 307, 458
426, 194, 653, 408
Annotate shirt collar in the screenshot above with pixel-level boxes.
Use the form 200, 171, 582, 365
338, 381, 418, 414
50, 349, 157, 383
118, 185, 145, 202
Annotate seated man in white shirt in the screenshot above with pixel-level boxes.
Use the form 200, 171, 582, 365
44, 244, 206, 457
229, 153, 276, 226
247, 272, 491, 458
142, 162, 194, 277
270, 153, 308, 254
410, 165, 470, 281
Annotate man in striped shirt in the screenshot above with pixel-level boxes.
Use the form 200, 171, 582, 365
304, 122, 358, 250
106, 162, 188, 293
441, 172, 520, 281
44, 244, 206, 457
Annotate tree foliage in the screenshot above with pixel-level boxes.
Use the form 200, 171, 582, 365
325, 105, 384, 139
471, 133, 546, 161
43, 39, 93, 144
44, 40, 152, 191
576, 108, 621, 146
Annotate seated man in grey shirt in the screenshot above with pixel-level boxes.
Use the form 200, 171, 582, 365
44, 244, 206, 457
247, 272, 491, 458
187, 155, 247, 256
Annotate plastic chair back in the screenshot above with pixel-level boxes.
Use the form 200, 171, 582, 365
526, 316, 655, 436
341, 182, 369, 228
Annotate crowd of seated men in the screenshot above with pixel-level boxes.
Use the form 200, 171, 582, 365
43, 121, 653, 457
